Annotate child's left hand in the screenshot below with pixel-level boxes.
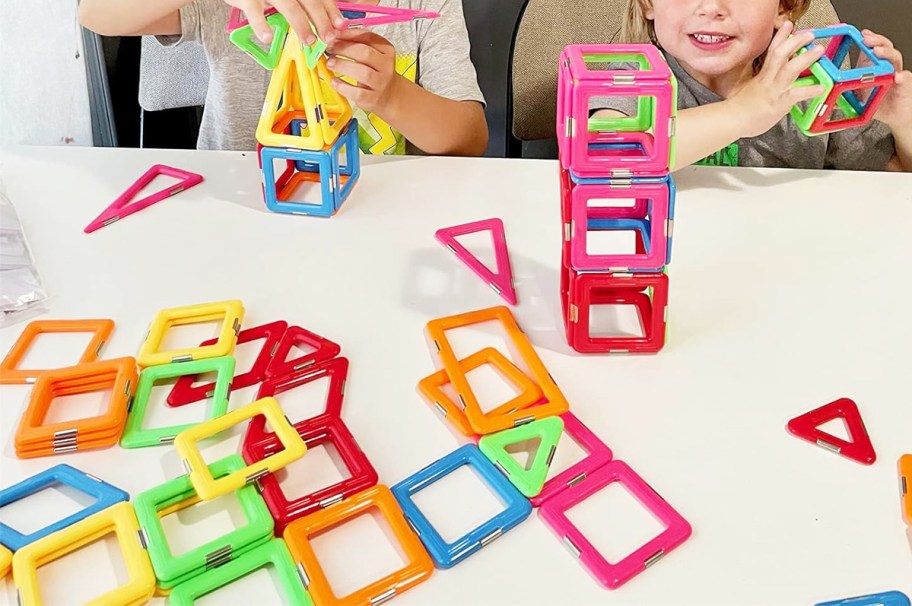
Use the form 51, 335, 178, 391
326, 29, 402, 115
861, 30, 912, 132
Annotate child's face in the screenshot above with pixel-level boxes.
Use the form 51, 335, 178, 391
646, 0, 788, 77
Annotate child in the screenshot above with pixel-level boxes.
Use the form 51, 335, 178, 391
594, 0, 912, 172
78, 0, 489, 156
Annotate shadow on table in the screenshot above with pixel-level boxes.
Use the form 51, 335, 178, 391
907, 527, 912, 559
399, 247, 576, 356
677, 166, 829, 194
0, 385, 30, 458
199, 151, 268, 213
399, 248, 732, 360
206, 153, 427, 215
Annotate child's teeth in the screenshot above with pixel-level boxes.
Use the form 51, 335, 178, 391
695, 34, 728, 43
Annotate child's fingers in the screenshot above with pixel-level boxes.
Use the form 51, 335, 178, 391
327, 57, 377, 89
782, 44, 825, 83
872, 46, 904, 71
767, 23, 816, 72
893, 69, 912, 95
769, 22, 810, 59
317, 0, 345, 30
327, 41, 382, 67
862, 30, 894, 50
325, 0, 346, 34
269, 0, 316, 44
238, 0, 274, 43
763, 21, 795, 71
861, 29, 903, 72
330, 27, 380, 43
768, 20, 795, 53
330, 77, 368, 104
788, 84, 826, 107
298, 0, 337, 43
862, 30, 903, 70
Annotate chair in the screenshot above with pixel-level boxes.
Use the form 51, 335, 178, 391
462, 0, 529, 157
510, 0, 841, 145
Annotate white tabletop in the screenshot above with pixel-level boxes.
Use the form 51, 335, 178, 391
0, 145, 909, 606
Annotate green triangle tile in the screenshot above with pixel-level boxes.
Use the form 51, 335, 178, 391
304, 39, 327, 70
229, 12, 290, 70
479, 416, 564, 498
303, 25, 327, 70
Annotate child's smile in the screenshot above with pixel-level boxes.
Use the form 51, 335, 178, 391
688, 31, 736, 51
647, 0, 788, 95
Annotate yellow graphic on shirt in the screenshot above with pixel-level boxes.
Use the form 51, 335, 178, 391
352, 54, 417, 155
366, 112, 398, 155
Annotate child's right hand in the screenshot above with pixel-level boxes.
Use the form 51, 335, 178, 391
225, 0, 344, 47
729, 21, 827, 138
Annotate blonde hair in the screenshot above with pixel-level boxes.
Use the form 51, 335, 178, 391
620, 0, 814, 46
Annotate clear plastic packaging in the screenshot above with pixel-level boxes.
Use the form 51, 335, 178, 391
0, 179, 49, 326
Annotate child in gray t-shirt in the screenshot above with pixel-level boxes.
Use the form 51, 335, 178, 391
593, 0, 912, 172
79, 0, 488, 156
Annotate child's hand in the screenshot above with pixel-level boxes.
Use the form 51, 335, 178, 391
326, 29, 401, 115
860, 30, 912, 133
225, 0, 343, 47
729, 21, 827, 138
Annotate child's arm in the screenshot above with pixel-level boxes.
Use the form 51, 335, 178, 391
594, 22, 825, 171
78, 0, 342, 46
377, 78, 488, 156
861, 30, 912, 172
77, 0, 186, 36
886, 120, 912, 172
595, 102, 763, 170
328, 28, 488, 156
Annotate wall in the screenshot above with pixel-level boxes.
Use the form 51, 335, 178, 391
0, 2, 92, 146
832, 0, 911, 54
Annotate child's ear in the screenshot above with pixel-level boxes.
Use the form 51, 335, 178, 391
773, 4, 792, 29
643, 0, 655, 20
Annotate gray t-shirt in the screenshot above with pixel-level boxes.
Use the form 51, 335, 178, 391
159, 0, 485, 153
593, 53, 895, 171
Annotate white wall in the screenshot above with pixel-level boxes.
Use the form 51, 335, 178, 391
0, 2, 93, 146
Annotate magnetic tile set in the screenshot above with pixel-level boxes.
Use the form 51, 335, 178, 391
229, 4, 438, 217
414, 305, 692, 587
556, 44, 677, 354
791, 23, 896, 136
0, 300, 697, 603
5, 23, 907, 606
0, 329, 907, 601
0, 300, 380, 604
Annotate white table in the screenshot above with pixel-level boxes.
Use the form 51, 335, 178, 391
0, 146, 909, 606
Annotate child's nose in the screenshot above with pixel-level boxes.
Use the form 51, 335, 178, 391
692, 0, 730, 18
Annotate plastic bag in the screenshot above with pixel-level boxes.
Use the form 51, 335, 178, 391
0, 178, 49, 326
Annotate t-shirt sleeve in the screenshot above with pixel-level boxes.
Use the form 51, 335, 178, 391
155, 0, 205, 47
589, 95, 639, 116
586, 62, 642, 116
824, 119, 896, 171
415, 0, 485, 105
